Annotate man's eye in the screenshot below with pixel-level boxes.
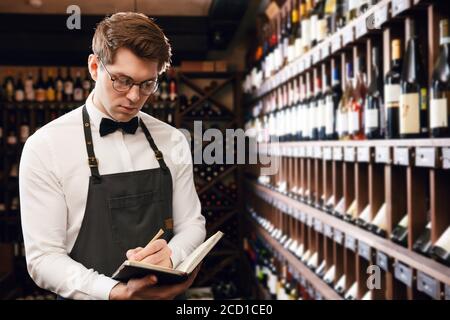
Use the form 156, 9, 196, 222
117, 77, 133, 86
141, 81, 155, 89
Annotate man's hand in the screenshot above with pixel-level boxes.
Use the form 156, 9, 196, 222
109, 265, 201, 300
126, 239, 172, 268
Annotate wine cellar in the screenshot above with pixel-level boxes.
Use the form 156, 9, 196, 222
0, 0, 449, 302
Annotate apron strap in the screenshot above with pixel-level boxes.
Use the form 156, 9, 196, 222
82, 105, 102, 183
139, 118, 170, 172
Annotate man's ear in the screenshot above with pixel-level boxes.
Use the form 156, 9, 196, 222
88, 54, 99, 81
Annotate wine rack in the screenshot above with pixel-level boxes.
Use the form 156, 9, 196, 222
174, 71, 245, 297
243, 0, 450, 300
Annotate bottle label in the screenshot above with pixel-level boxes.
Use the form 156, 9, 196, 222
317, 19, 328, 42
399, 93, 420, 134
440, 36, 450, 46
325, 98, 335, 135
7, 133, 17, 145
47, 88, 56, 102
316, 100, 323, 129
15, 90, 25, 102
435, 227, 450, 252
420, 88, 428, 110
20, 125, 30, 143
288, 44, 295, 63
310, 15, 318, 42
283, 38, 289, 62
350, 110, 360, 132
295, 37, 303, 59
348, 0, 359, 10
365, 108, 379, 129
313, 102, 320, 130
430, 98, 448, 129
384, 84, 401, 109
35, 89, 46, 102
64, 82, 74, 95
56, 80, 64, 92
301, 19, 311, 47
25, 79, 34, 93
74, 88, 83, 101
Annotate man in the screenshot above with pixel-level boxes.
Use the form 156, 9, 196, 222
19, 12, 206, 300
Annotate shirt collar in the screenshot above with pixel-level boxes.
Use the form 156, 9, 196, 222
85, 90, 141, 130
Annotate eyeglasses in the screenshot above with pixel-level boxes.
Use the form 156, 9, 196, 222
99, 59, 158, 96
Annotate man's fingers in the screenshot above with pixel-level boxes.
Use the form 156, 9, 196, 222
127, 275, 158, 294
126, 247, 143, 260
140, 246, 172, 265
133, 239, 167, 261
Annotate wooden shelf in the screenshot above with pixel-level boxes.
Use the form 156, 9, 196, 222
259, 139, 450, 149
247, 180, 450, 286
246, 215, 343, 300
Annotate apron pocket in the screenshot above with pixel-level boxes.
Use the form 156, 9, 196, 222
108, 192, 165, 250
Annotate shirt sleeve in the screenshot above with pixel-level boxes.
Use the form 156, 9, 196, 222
168, 131, 206, 268
19, 131, 119, 300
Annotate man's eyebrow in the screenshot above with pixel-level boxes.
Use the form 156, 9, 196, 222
113, 72, 158, 82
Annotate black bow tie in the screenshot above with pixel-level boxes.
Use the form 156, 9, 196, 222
99, 117, 139, 137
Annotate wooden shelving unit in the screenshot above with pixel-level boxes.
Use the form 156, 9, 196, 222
248, 180, 450, 286
175, 71, 246, 295
243, 0, 450, 300
247, 214, 343, 300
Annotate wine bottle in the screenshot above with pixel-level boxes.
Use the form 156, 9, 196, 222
24, 71, 35, 101
312, 73, 322, 140
413, 222, 432, 257
73, 71, 84, 101
315, 259, 327, 278
355, 204, 371, 229
326, 66, 342, 140
323, 265, 336, 284
367, 203, 387, 237
14, 74, 25, 102
344, 199, 357, 223
55, 68, 64, 102
282, 6, 290, 66
334, 274, 346, 295
318, 69, 328, 140
35, 68, 46, 102
338, 63, 352, 140
365, 46, 384, 139
292, 0, 302, 61
399, 20, 428, 138
430, 19, 450, 137
334, 196, 345, 219
390, 213, 408, 248
350, 55, 367, 140
20, 110, 30, 144
46, 70, 56, 102
385, 39, 402, 139
64, 67, 74, 102
324, 0, 338, 35
306, 251, 318, 270
3, 69, 15, 102
430, 226, 450, 266
344, 281, 358, 300
301, 0, 312, 52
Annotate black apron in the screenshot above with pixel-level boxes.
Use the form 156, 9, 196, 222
60, 105, 174, 299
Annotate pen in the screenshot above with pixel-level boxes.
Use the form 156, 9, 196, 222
146, 228, 164, 248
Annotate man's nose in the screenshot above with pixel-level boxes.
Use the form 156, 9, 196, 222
126, 84, 141, 102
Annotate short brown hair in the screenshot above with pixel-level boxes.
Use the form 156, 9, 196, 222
92, 12, 172, 74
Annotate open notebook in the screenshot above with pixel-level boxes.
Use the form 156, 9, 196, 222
112, 231, 224, 284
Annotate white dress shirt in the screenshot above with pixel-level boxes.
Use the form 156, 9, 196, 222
19, 92, 206, 300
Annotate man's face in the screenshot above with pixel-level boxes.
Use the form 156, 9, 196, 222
89, 47, 159, 122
